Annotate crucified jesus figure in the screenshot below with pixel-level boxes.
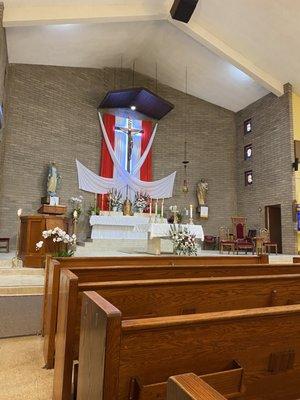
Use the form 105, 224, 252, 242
115, 118, 144, 173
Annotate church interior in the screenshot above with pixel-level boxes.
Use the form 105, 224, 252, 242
2, 1, 300, 399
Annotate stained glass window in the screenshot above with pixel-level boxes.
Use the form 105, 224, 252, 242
245, 170, 253, 186
244, 144, 252, 160
244, 118, 252, 135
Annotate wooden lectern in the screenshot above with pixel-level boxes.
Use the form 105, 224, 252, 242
18, 214, 68, 268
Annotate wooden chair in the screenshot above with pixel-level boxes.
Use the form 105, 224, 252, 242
260, 228, 278, 254
218, 227, 235, 254
0, 238, 10, 253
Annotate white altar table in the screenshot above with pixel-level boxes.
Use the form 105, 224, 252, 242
90, 214, 150, 240
136, 223, 204, 255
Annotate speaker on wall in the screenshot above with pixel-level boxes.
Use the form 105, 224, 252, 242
170, 0, 199, 23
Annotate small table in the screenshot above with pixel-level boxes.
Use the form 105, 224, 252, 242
137, 223, 204, 255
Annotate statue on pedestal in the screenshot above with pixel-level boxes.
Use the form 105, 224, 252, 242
197, 179, 208, 206
47, 162, 61, 196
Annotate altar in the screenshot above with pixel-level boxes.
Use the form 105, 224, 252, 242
90, 213, 167, 240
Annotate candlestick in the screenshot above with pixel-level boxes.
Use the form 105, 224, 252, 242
155, 199, 158, 215
161, 199, 164, 219
149, 198, 152, 215
189, 204, 193, 219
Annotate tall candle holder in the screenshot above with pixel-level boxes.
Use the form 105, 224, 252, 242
73, 210, 78, 249
12, 208, 23, 268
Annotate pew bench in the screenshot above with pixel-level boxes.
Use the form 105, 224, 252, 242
52, 272, 300, 400
76, 294, 300, 400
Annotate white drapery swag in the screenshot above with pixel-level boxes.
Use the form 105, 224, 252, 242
76, 112, 177, 199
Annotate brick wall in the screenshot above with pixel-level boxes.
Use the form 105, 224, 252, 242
235, 87, 296, 254
0, 64, 238, 245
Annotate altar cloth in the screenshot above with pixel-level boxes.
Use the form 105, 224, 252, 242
137, 223, 205, 240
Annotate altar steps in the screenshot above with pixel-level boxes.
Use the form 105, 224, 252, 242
0, 267, 44, 338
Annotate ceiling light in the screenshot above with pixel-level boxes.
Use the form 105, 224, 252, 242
130, 105, 136, 111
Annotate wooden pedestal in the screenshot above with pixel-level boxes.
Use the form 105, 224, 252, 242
18, 215, 69, 268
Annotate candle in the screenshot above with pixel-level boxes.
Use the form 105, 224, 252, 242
189, 204, 193, 219
17, 208, 22, 217
73, 209, 78, 219
155, 199, 158, 215
149, 198, 152, 215
161, 199, 164, 218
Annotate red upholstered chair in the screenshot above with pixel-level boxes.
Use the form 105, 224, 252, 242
259, 228, 278, 254
219, 227, 235, 254
231, 217, 254, 255
203, 235, 217, 250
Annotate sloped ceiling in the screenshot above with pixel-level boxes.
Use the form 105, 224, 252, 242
3, 0, 298, 111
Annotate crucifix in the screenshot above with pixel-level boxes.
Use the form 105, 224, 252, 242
115, 118, 143, 173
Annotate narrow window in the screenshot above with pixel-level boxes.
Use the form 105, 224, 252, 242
245, 170, 253, 186
244, 144, 252, 160
244, 118, 252, 135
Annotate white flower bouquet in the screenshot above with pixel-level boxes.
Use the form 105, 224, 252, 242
108, 189, 123, 210
36, 227, 77, 257
169, 224, 197, 256
133, 191, 150, 212
70, 195, 84, 217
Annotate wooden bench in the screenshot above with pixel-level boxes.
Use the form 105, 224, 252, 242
43, 254, 270, 366
76, 294, 300, 400
294, 257, 300, 263
167, 373, 227, 400
52, 272, 300, 400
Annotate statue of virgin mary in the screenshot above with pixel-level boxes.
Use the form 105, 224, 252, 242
47, 162, 61, 196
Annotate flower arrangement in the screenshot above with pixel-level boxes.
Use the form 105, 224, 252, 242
133, 191, 150, 212
87, 205, 100, 216
36, 227, 77, 257
169, 224, 197, 256
70, 195, 83, 217
108, 189, 123, 211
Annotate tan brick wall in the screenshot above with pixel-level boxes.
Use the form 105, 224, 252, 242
0, 64, 238, 245
235, 90, 296, 254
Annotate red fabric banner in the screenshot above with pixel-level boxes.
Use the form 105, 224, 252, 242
140, 120, 153, 181
99, 113, 115, 209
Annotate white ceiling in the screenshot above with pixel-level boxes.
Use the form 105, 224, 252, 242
3, 0, 299, 112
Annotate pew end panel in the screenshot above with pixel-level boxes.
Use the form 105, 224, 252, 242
52, 269, 79, 400
167, 373, 227, 400
77, 291, 122, 400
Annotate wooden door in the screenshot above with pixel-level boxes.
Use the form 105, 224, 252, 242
265, 205, 282, 253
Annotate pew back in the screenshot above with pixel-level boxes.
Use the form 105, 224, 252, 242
53, 272, 300, 400
78, 293, 300, 400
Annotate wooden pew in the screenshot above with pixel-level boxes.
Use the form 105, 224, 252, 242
76, 293, 300, 400
53, 272, 300, 400
43, 255, 272, 367
43, 261, 298, 369
43, 253, 269, 331
167, 373, 227, 400
293, 257, 300, 263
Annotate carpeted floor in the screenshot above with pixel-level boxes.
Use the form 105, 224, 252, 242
0, 336, 53, 400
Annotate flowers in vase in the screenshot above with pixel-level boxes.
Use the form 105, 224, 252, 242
70, 195, 83, 217
36, 227, 77, 257
133, 191, 150, 212
108, 189, 123, 211
169, 224, 197, 256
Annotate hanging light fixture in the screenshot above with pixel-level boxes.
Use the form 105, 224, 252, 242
181, 66, 190, 193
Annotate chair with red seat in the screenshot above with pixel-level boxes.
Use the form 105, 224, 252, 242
203, 235, 217, 250
231, 216, 254, 255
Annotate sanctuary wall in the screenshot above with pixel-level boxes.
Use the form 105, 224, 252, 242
236, 85, 296, 254
0, 64, 238, 245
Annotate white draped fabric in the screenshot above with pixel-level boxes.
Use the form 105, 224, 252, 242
76, 112, 177, 199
